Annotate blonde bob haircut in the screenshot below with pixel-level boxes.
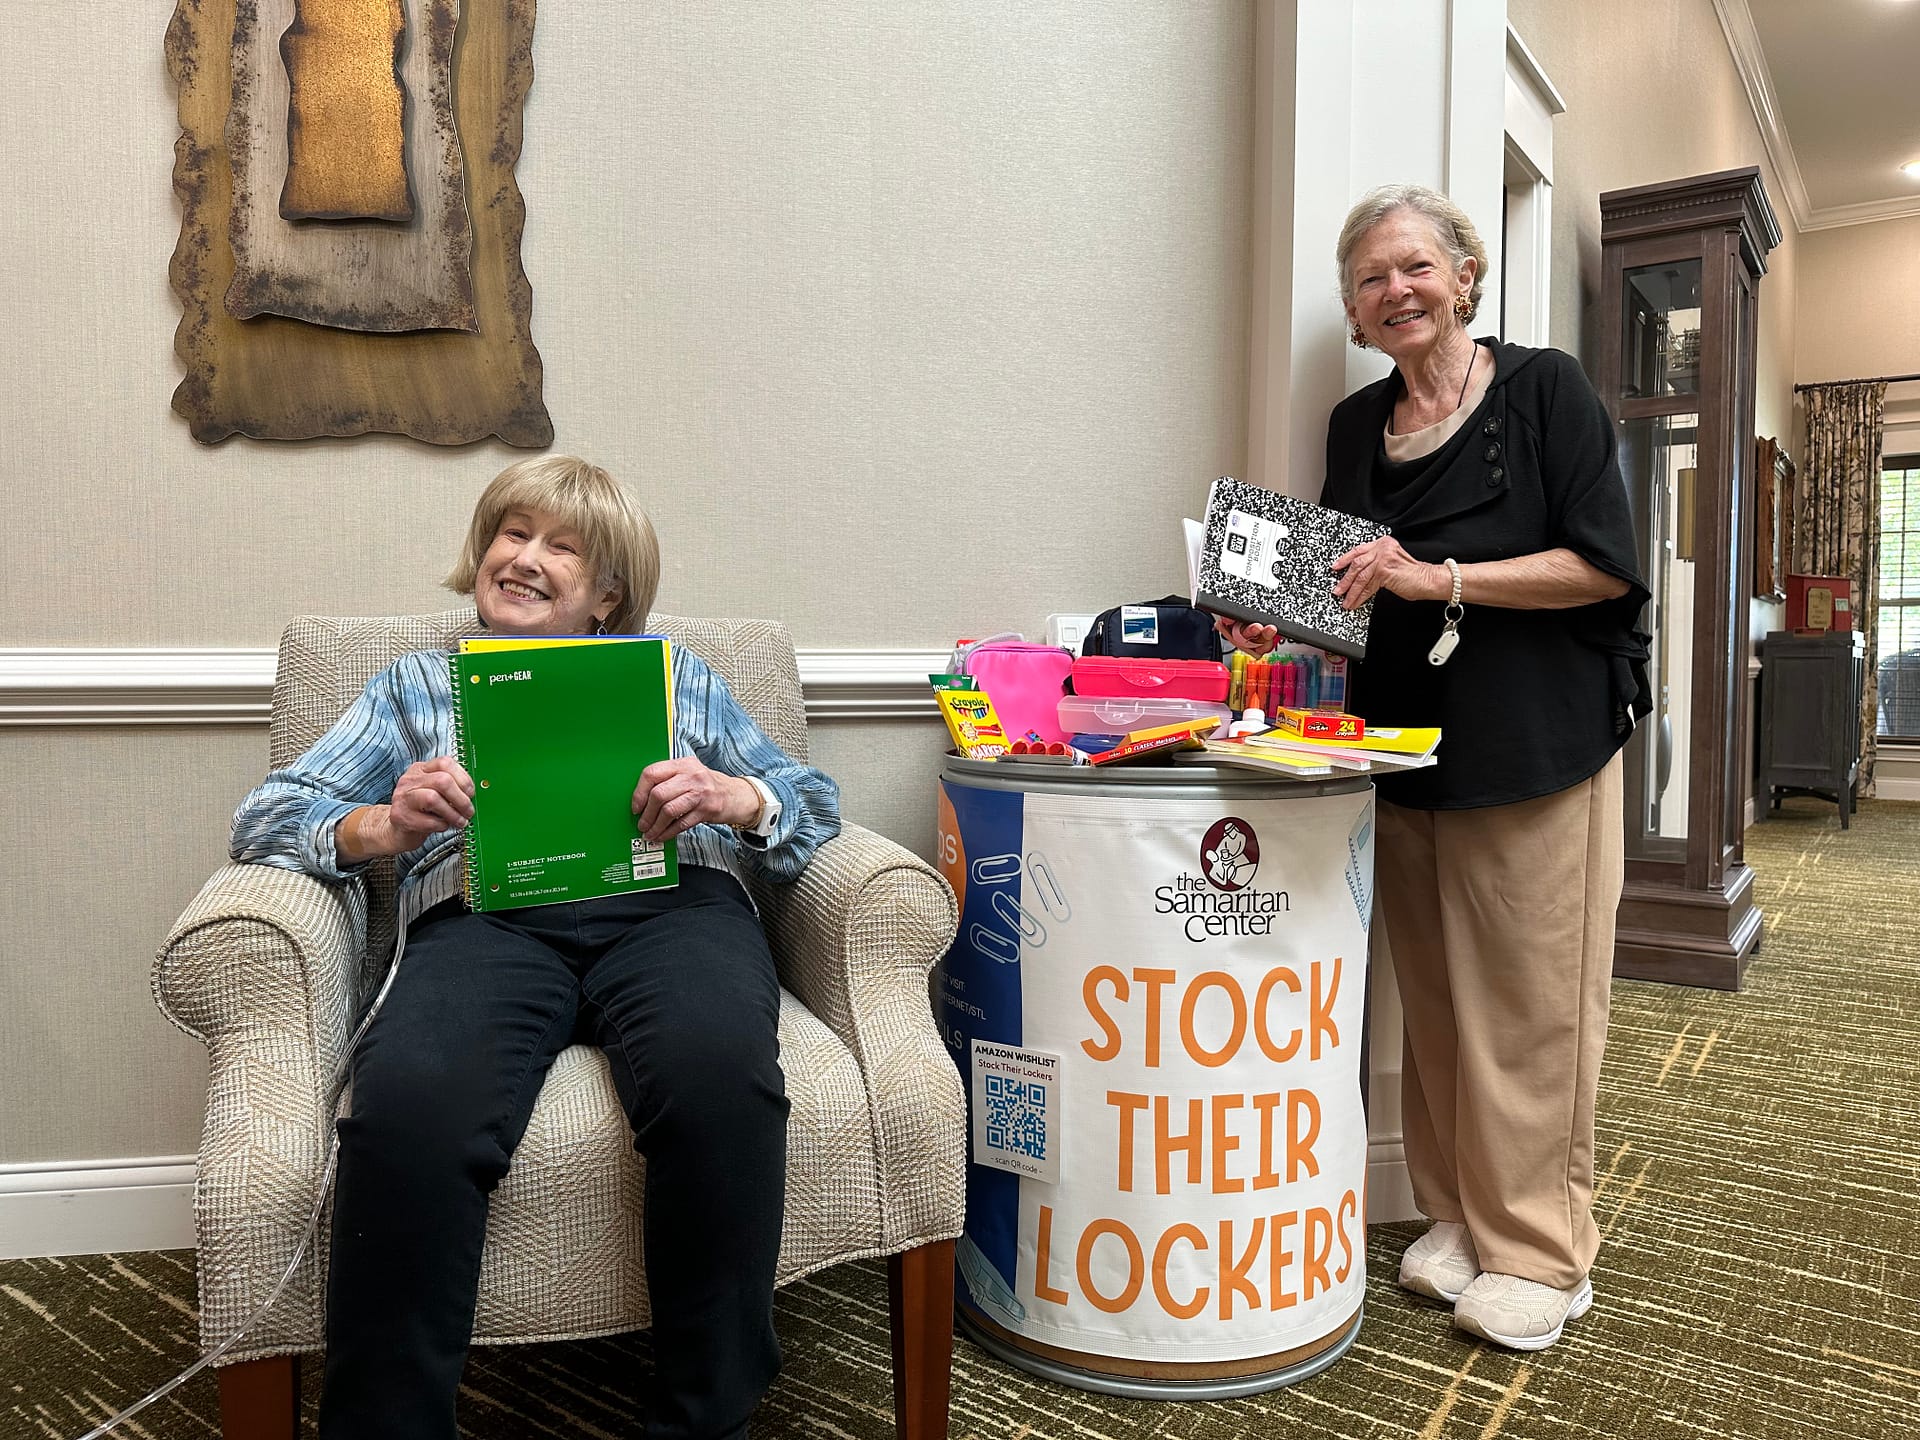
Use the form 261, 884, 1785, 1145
446, 456, 661, 635
1336, 184, 1489, 323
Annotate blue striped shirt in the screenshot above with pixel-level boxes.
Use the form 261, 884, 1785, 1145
231, 645, 841, 906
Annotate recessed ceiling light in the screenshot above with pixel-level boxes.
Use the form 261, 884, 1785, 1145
1905, 160, 1920, 181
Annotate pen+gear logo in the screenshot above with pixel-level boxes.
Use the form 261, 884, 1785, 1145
1201, 817, 1260, 892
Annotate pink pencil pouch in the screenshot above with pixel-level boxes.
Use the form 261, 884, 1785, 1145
955, 639, 1076, 746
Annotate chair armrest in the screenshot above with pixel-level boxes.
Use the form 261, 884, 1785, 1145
154, 862, 369, 1055
151, 862, 369, 1358
745, 824, 967, 1248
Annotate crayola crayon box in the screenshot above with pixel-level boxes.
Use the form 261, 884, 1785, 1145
930, 673, 1012, 759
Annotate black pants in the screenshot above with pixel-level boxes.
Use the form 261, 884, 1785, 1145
318, 868, 788, 1440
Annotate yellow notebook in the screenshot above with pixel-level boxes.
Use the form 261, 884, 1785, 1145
1246, 725, 1441, 759
1196, 739, 1338, 777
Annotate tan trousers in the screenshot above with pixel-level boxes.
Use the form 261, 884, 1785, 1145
1375, 752, 1623, 1288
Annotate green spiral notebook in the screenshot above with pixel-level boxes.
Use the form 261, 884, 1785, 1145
450, 636, 678, 911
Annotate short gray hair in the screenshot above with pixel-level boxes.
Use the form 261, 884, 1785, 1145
1336, 184, 1488, 322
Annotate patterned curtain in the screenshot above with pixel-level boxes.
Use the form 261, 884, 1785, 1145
1796, 382, 1886, 795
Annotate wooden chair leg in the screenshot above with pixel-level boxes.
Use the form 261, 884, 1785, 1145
888, 1239, 955, 1440
216, 1354, 298, 1440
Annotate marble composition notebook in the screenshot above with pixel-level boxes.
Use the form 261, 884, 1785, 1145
1193, 477, 1389, 660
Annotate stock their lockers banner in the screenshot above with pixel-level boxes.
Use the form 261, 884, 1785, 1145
935, 776, 1374, 1364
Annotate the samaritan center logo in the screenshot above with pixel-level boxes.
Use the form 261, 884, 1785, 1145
1156, 817, 1288, 941
1201, 817, 1259, 891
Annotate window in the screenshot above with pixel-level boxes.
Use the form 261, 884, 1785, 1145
1879, 454, 1920, 740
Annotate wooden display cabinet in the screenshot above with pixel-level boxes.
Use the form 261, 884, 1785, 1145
1596, 167, 1781, 990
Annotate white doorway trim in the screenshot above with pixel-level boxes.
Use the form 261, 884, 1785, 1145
1502, 27, 1564, 348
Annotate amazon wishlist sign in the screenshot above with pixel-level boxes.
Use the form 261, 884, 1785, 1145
936, 776, 1375, 1365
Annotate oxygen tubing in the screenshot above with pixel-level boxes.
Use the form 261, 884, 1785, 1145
71, 858, 441, 1439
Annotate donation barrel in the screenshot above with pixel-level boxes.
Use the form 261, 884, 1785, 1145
935, 754, 1375, 1398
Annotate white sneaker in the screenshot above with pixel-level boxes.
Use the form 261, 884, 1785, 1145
1397, 1221, 1480, 1303
1453, 1271, 1594, 1350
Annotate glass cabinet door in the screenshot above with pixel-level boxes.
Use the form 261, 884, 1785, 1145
1620, 412, 1699, 861
1620, 261, 1703, 401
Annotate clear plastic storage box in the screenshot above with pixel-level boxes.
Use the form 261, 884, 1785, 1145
1057, 695, 1232, 737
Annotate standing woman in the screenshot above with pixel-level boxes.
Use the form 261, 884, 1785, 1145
1219, 185, 1650, 1350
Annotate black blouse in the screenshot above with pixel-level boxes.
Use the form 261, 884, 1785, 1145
1319, 340, 1651, 810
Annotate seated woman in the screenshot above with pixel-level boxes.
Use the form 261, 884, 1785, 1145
231, 455, 841, 1440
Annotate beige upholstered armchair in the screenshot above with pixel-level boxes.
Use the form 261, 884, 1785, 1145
153, 610, 965, 1439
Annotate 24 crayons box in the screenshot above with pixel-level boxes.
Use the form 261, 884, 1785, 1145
1272, 707, 1366, 741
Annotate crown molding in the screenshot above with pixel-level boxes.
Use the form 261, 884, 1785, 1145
1794, 195, 1920, 232
1709, 0, 1813, 232
1711, 0, 1920, 233
0, 647, 946, 726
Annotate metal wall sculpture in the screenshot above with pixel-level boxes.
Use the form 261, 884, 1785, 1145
279, 0, 413, 222
168, 0, 551, 447
229, 0, 474, 332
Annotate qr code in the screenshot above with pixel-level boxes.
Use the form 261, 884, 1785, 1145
983, 1073, 1047, 1160
1227, 532, 1248, 555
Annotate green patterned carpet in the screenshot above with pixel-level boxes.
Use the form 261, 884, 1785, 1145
5, 797, 1917, 1440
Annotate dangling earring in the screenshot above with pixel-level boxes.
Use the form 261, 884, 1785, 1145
1349, 323, 1372, 350
1453, 293, 1472, 323
593, 615, 610, 636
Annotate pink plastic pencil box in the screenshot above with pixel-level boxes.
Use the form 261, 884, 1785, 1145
1068, 656, 1231, 705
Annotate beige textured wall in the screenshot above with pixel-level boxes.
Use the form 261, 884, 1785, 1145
1798, 218, 1920, 782
4, 1, 1251, 651
0, 729, 255, 1160
1792, 216, 1920, 385
1, 1, 1253, 1166
1507, 0, 1798, 442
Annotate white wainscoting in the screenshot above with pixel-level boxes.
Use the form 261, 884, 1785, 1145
0, 1157, 196, 1259
1367, 1138, 1417, 1228
0, 647, 951, 726
1875, 744, 1920, 800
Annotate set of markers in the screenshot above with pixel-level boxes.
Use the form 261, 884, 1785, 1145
1227, 647, 1345, 715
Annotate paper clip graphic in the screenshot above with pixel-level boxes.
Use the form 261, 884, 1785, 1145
991, 890, 1047, 948
969, 923, 1020, 965
969, 853, 1023, 887
1025, 850, 1071, 922
956, 1233, 1026, 1322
